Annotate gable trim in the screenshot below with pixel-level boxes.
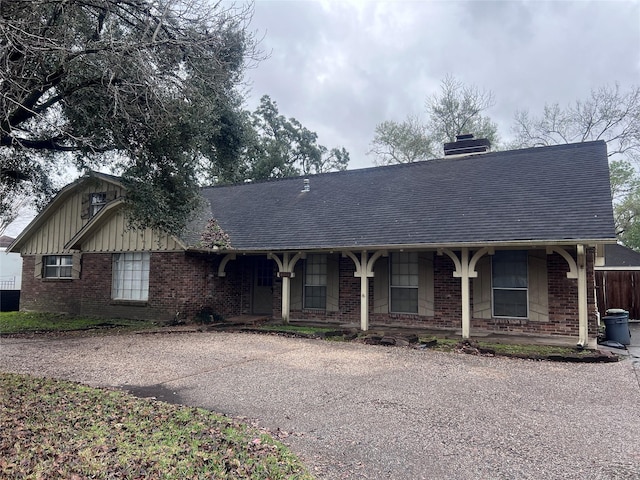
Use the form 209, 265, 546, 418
64, 198, 126, 251
8, 172, 123, 253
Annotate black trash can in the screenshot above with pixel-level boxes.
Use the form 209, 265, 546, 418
603, 309, 631, 345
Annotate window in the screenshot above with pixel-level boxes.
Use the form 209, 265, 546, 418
90, 192, 107, 217
44, 255, 73, 279
112, 252, 150, 301
390, 252, 418, 313
304, 254, 327, 309
492, 250, 528, 317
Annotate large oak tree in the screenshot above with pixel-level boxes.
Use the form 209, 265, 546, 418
0, 0, 259, 234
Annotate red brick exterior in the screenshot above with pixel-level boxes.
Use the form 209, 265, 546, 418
20, 252, 243, 322
20, 248, 597, 338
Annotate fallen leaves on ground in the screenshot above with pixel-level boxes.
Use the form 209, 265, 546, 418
0, 373, 313, 479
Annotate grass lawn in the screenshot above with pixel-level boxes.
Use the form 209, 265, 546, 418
0, 373, 313, 479
0, 311, 157, 335
257, 324, 339, 335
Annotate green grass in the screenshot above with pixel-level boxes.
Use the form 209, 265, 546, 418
419, 335, 594, 357
418, 337, 460, 350
0, 311, 157, 335
0, 373, 314, 479
474, 341, 593, 357
257, 324, 338, 335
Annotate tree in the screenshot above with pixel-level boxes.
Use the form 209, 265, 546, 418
512, 84, 640, 160
368, 75, 499, 165
426, 74, 499, 146
512, 84, 640, 250
0, 188, 32, 235
609, 160, 640, 250
368, 115, 435, 166
0, 0, 259, 234
241, 95, 349, 181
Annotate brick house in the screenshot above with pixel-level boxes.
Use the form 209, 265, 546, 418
9, 138, 616, 346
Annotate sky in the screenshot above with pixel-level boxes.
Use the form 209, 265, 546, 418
244, 0, 640, 169
4, 0, 640, 236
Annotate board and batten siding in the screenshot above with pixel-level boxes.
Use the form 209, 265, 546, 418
81, 210, 182, 252
19, 179, 182, 254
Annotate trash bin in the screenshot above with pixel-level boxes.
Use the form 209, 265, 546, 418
603, 309, 631, 345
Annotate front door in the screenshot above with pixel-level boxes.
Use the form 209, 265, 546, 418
253, 258, 274, 315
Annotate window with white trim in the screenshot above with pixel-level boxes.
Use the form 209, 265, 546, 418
390, 252, 418, 313
90, 192, 107, 217
112, 252, 150, 301
304, 254, 327, 309
44, 255, 73, 279
492, 250, 528, 317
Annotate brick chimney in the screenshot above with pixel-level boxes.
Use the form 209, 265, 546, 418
443, 134, 491, 157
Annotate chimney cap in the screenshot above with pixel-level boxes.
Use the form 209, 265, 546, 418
455, 133, 475, 141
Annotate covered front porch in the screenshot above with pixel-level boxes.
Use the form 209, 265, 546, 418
211, 243, 600, 347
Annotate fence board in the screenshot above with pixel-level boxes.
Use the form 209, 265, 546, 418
596, 271, 640, 320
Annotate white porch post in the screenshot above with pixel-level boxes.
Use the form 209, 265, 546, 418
440, 247, 488, 340
577, 244, 588, 347
360, 251, 369, 331
343, 250, 386, 332
460, 248, 471, 339
281, 253, 291, 324
547, 246, 587, 347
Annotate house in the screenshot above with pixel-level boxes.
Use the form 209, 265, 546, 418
595, 243, 640, 320
8, 138, 616, 346
0, 235, 22, 311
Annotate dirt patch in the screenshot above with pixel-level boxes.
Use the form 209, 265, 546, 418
123, 384, 185, 405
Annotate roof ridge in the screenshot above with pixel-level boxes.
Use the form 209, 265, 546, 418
201, 140, 608, 191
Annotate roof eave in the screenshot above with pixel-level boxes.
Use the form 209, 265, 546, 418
185, 238, 618, 255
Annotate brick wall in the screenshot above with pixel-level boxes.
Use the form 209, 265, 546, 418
267, 250, 595, 339
20, 252, 221, 322
20, 256, 83, 313
20, 248, 597, 338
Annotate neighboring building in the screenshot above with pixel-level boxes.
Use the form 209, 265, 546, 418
0, 235, 22, 311
8, 139, 617, 346
595, 243, 640, 320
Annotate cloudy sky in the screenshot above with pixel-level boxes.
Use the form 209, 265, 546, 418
245, 0, 640, 169
4, 0, 639, 236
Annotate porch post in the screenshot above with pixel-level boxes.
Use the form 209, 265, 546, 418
281, 253, 291, 324
360, 251, 369, 331
343, 250, 386, 332
440, 247, 482, 340
460, 248, 471, 339
577, 244, 588, 347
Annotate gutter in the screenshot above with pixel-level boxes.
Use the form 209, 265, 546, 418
185, 238, 618, 255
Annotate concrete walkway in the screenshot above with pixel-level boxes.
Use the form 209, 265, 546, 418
1, 331, 639, 479
602, 321, 640, 367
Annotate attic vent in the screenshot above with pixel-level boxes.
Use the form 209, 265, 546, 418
302, 178, 310, 192
443, 134, 491, 156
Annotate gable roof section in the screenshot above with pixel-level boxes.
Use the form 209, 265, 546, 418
200, 141, 616, 251
599, 244, 640, 269
7, 171, 124, 253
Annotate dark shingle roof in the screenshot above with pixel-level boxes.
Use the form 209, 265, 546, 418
0, 235, 15, 248
603, 244, 640, 267
197, 141, 616, 251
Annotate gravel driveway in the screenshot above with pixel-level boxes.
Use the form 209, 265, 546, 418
1, 331, 639, 479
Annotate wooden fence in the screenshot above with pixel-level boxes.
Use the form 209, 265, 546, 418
595, 271, 640, 320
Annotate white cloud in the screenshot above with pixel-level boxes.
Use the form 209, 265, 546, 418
248, 0, 640, 168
